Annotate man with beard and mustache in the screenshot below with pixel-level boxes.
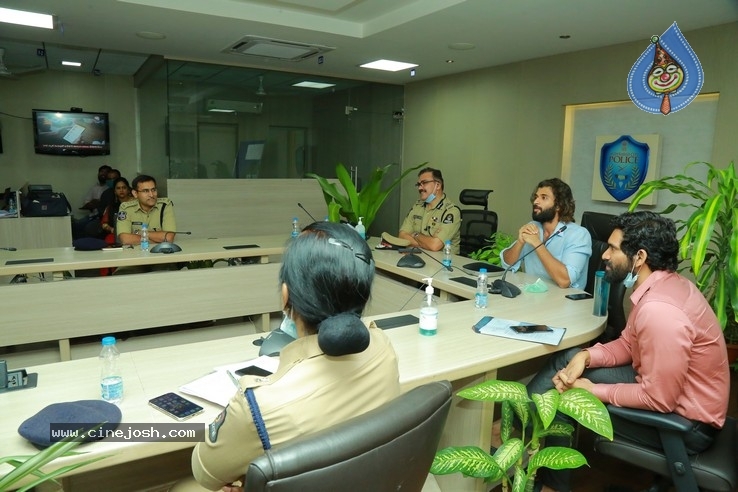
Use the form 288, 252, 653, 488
500, 178, 591, 289
519, 211, 729, 492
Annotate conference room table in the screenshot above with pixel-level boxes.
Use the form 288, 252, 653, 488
0, 282, 605, 492
0, 235, 292, 361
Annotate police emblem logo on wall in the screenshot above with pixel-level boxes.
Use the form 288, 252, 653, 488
592, 134, 661, 205
627, 22, 703, 115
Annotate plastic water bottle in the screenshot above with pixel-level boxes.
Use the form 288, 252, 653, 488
355, 216, 366, 240
442, 240, 452, 268
100, 336, 123, 403
7, 196, 16, 215
291, 217, 300, 239
140, 223, 149, 252
419, 277, 439, 336
475, 268, 489, 309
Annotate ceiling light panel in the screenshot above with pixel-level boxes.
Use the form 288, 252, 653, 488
360, 59, 417, 72
0, 7, 54, 29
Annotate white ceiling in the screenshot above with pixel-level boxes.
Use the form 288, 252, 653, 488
1, 0, 737, 86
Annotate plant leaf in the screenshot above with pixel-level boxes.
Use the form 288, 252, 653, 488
457, 379, 530, 403
492, 438, 524, 471
532, 389, 559, 429
431, 446, 504, 480
527, 446, 588, 472
557, 388, 613, 440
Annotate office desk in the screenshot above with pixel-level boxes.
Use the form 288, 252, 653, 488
0, 235, 289, 277
0, 296, 604, 492
0, 236, 290, 361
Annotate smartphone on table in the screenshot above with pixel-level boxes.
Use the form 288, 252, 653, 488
565, 292, 593, 301
510, 324, 553, 333
234, 365, 273, 377
472, 316, 493, 332
148, 392, 204, 421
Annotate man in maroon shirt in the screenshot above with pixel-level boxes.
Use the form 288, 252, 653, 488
526, 211, 729, 492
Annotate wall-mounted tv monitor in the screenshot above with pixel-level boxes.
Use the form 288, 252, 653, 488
32, 109, 110, 156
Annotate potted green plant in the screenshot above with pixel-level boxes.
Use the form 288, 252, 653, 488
306, 162, 426, 231
468, 232, 516, 266
431, 379, 612, 491
0, 430, 108, 492
628, 161, 738, 363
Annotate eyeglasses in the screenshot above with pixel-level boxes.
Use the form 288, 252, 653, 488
328, 237, 372, 265
136, 187, 157, 194
414, 179, 437, 188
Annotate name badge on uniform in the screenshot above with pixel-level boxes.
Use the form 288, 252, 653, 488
132, 221, 142, 235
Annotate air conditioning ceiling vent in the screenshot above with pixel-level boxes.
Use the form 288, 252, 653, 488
224, 36, 334, 62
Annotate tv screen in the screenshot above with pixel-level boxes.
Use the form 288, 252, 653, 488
32, 109, 110, 156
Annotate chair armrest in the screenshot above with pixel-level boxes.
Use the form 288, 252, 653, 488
607, 405, 692, 433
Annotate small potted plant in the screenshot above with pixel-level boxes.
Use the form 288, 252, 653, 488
0, 430, 108, 492
431, 379, 612, 490
628, 161, 738, 366
468, 232, 516, 266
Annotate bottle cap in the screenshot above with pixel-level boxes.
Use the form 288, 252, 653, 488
102, 336, 116, 346
595, 270, 605, 277
358, 217, 364, 224
479, 268, 487, 273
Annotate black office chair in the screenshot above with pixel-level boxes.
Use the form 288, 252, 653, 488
581, 211, 626, 342
594, 406, 737, 492
459, 189, 498, 257
244, 380, 453, 492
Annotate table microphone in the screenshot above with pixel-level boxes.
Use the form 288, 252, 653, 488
492, 225, 568, 298
297, 203, 318, 223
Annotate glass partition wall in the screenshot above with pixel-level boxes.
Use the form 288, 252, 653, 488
137, 59, 405, 234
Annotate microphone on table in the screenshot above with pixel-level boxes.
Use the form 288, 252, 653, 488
492, 225, 568, 298
297, 203, 318, 223
149, 231, 192, 254
399, 247, 453, 272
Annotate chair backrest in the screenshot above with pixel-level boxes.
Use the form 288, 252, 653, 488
581, 211, 626, 342
244, 380, 453, 492
459, 189, 496, 257
459, 189, 492, 210
459, 209, 498, 257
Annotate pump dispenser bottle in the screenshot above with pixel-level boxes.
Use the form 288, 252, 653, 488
419, 277, 439, 336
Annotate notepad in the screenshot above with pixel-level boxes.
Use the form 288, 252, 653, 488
473, 316, 566, 346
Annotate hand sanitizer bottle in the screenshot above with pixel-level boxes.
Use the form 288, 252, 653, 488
419, 277, 439, 336
355, 217, 366, 240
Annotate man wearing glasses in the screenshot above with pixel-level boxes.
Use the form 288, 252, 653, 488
397, 167, 461, 253
117, 174, 177, 246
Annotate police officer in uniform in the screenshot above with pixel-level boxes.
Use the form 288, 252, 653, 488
171, 222, 400, 492
117, 174, 177, 246
398, 167, 461, 254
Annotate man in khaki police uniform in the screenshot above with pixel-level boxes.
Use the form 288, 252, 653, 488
398, 167, 461, 253
117, 174, 177, 245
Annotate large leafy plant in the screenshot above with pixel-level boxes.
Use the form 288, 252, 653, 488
0, 428, 109, 492
431, 380, 612, 491
306, 162, 425, 231
628, 161, 738, 336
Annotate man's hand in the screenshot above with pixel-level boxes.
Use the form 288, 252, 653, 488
552, 350, 590, 393
518, 223, 542, 248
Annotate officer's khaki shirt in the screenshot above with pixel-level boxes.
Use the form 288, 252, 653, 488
399, 193, 461, 254
116, 197, 176, 235
188, 327, 400, 491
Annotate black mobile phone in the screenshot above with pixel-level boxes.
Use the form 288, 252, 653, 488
472, 316, 493, 332
565, 293, 593, 301
234, 365, 273, 377
148, 392, 204, 421
510, 324, 553, 333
